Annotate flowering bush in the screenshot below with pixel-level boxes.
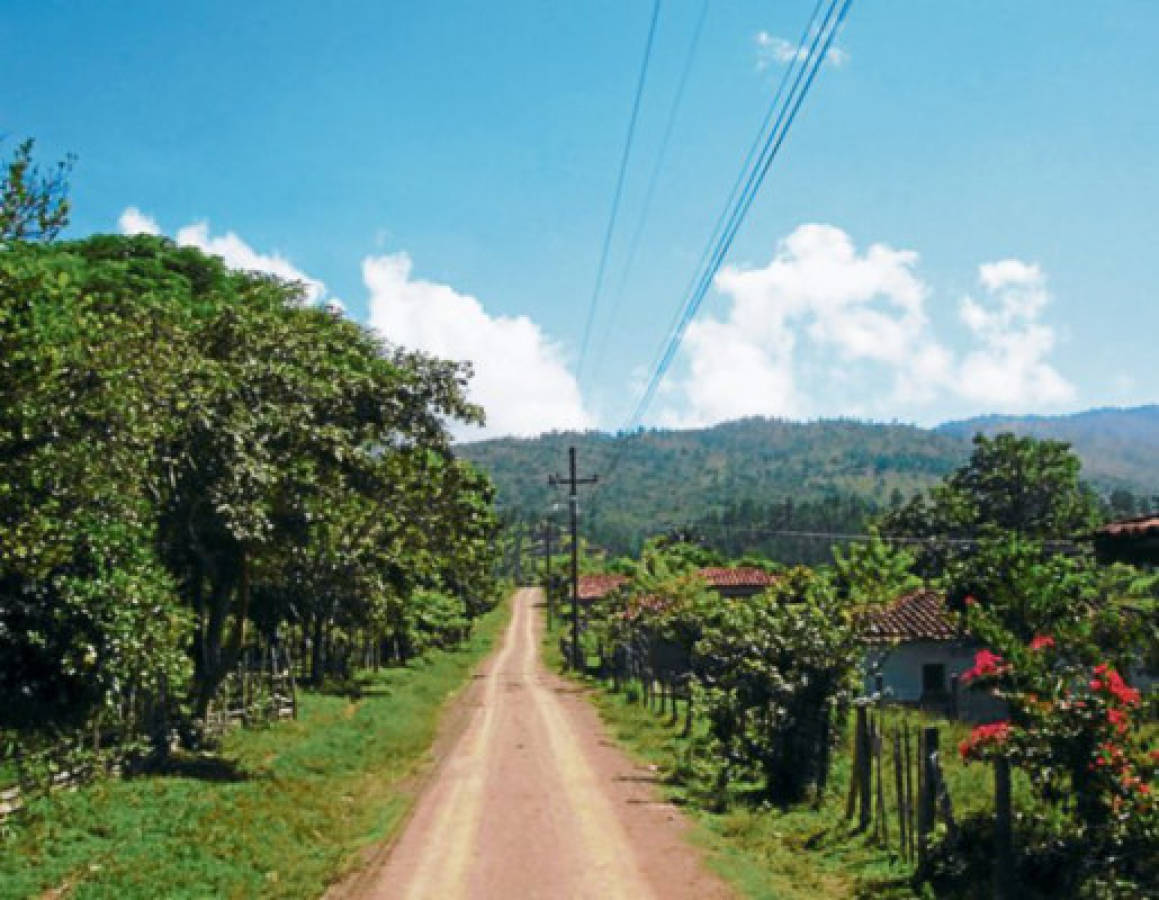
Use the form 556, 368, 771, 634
954, 619, 1157, 894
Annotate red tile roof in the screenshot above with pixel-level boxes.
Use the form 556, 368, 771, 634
696, 567, 780, 589
1097, 514, 1159, 539
862, 589, 957, 643
577, 574, 629, 601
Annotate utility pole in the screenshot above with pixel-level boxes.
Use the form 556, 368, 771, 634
549, 446, 597, 670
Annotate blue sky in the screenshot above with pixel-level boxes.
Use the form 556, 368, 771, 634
5, 1, 1157, 437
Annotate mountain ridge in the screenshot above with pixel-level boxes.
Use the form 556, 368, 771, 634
457, 406, 1159, 555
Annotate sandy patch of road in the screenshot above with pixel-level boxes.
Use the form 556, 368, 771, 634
334, 587, 733, 900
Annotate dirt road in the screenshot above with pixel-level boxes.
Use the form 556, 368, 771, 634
340, 587, 732, 900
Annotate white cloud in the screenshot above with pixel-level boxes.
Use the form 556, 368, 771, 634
956, 262, 1073, 409
756, 30, 848, 70
661, 225, 1074, 426
117, 206, 160, 235
364, 252, 592, 439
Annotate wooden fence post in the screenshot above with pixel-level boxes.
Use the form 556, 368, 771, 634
893, 728, 907, 861
875, 721, 887, 843
918, 726, 939, 863
904, 723, 916, 862
857, 707, 872, 831
994, 757, 1014, 899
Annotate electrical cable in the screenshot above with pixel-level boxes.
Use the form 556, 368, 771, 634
598, 0, 852, 489
588, 0, 710, 381
576, 0, 663, 385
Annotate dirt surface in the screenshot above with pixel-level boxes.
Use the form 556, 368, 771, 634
335, 587, 733, 900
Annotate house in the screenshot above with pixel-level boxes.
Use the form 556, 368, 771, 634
1093, 514, 1159, 693
576, 573, 629, 604
1094, 514, 1159, 567
861, 589, 1005, 722
695, 566, 779, 598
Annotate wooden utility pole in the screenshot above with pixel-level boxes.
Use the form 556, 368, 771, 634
549, 446, 597, 670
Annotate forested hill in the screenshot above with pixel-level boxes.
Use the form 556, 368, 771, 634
938, 405, 1159, 491
457, 410, 1159, 558
458, 419, 967, 557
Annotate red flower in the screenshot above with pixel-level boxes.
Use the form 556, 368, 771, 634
1029, 634, 1055, 651
1106, 708, 1128, 734
959, 720, 1013, 761
962, 649, 1009, 683
1090, 664, 1142, 707
964, 595, 977, 607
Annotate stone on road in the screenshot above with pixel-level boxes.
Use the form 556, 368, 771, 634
339, 587, 732, 899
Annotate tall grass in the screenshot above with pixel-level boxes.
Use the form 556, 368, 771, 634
0, 599, 510, 900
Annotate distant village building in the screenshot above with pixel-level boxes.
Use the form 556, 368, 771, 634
695, 566, 779, 598
1093, 514, 1159, 692
1094, 514, 1159, 567
861, 589, 1005, 722
576, 573, 629, 604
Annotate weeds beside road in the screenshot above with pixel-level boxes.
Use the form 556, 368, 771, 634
0, 599, 509, 900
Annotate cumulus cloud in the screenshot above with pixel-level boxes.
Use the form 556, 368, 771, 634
756, 30, 848, 70
661, 225, 1073, 426
956, 261, 1073, 409
118, 206, 160, 235
364, 252, 592, 439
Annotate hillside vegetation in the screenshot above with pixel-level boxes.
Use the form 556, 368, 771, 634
458, 409, 1159, 557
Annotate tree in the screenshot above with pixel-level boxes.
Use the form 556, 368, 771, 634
2, 233, 502, 743
1, 138, 74, 242
881, 432, 1102, 576
831, 526, 921, 610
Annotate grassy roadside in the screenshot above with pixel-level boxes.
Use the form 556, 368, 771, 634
0, 598, 510, 900
541, 619, 924, 900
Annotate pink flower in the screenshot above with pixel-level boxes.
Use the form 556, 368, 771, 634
962, 649, 1009, 683
964, 595, 977, 607
1090, 664, 1142, 706
1029, 634, 1055, 652
959, 720, 1013, 761
1106, 708, 1128, 734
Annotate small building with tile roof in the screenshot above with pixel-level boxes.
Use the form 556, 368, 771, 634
1094, 514, 1159, 567
695, 566, 779, 598
577, 573, 630, 604
861, 589, 1004, 722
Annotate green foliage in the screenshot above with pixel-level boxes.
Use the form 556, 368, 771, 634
695, 570, 861, 804
949, 621, 1157, 895
882, 432, 1102, 575
0, 234, 501, 747
0, 138, 74, 243
463, 414, 1159, 562
832, 527, 921, 610
0, 600, 509, 899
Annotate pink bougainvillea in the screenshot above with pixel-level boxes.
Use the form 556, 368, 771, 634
958, 720, 1013, 760
961, 648, 1009, 683
1090, 663, 1142, 707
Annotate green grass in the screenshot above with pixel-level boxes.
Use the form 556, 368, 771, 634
0, 599, 510, 900
544, 624, 1043, 900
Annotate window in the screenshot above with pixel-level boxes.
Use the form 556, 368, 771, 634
922, 663, 947, 695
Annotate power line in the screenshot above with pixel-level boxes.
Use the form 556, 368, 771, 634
599, 0, 852, 489
629, 0, 852, 435
576, 0, 662, 385
589, 0, 710, 379
658, 522, 1084, 552
636, 0, 827, 404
